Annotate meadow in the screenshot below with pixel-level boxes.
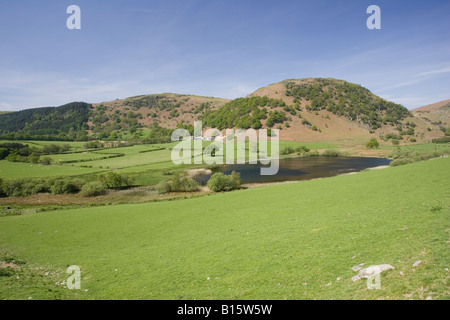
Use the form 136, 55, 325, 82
0, 156, 448, 300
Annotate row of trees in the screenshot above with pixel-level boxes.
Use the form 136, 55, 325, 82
0, 172, 135, 198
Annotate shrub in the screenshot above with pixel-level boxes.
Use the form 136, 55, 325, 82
33, 183, 50, 194
431, 136, 450, 144
280, 146, 294, 155
50, 178, 84, 195
230, 171, 242, 190
84, 141, 103, 149
0, 147, 9, 160
0, 178, 5, 197
98, 172, 132, 189
170, 173, 183, 192
390, 158, 413, 167
155, 175, 199, 194
41, 157, 53, 165
295, 146, 310, 154
1, 179, 37, 197
182, 177, 200, 192
322, 149, 343, 157
207, 173, 234, 192
207, 171, 241, 192
80, 182, 106, 197
366, 138, 379, 149
304, 150, 320, 157
388, 148, 450, 166
155, 180, 172, 194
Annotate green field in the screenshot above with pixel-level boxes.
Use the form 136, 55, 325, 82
0, 140, 327, 181
0, 161, 103, 179
0, 157, 448, 300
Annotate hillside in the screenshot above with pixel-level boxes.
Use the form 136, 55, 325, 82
203, 78, 442, 145
0, 102, 90, 141
412, 99, 450, 125
89, 93, 230, 141
0, 78, 447, 145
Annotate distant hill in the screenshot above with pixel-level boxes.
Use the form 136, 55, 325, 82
0, 102, 90, 140
412, 99, 450, 124
0, 78, 446, 144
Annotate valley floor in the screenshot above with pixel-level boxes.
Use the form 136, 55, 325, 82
0, 157, 449, 300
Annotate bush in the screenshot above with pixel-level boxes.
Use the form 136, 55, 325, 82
366, 138, 380, 149
230, 171, 242, 190
155, 180, 172, 194
390, 158, 414, 167
1, 179, 37, 197
80, 182, 106, 197
295, 146, 310, 154
431, 136, 450, 144
280, 146, 294, 155
155, 175, 199, 194
41, 157, 53, 165
98, 172, 133, 189
0, 147, 9, 160
182, 178, 199, 192
0, 178, 5, 197
388, 148, 450, 167
322, 149, 343, 157
207, 171, 241, 192
50, 178, 84, 195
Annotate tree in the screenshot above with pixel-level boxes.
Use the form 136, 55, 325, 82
366, 138, 380, 149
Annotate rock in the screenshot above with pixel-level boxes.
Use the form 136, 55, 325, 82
413, 260, 422, 267
352, 264, 395, 282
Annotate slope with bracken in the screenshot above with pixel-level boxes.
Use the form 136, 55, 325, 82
201, 78, 445, 145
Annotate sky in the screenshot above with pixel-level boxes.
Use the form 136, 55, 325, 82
0, 0, 449, 111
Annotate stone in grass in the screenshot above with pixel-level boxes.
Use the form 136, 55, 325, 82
413, 260, 422, 267
352, 264, 395, 282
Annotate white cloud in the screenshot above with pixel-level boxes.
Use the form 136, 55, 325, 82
416, 67, 450, 77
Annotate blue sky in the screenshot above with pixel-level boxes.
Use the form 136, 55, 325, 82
0, 0, 449, 111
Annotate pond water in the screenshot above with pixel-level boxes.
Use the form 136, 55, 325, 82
193, 156, 391, 185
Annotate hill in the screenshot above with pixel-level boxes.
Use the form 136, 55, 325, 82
412, 99, 450, 125
0, 102, 90, 141
202, 78, 442, 145
410, 99, 450, 142
0, 78, 447, 145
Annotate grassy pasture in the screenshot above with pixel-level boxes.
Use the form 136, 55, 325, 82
0, 140, 324, 181
0, 157, 448, 300
0, 161, 102, 179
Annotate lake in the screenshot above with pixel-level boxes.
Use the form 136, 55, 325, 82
193, 156, 391, 185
